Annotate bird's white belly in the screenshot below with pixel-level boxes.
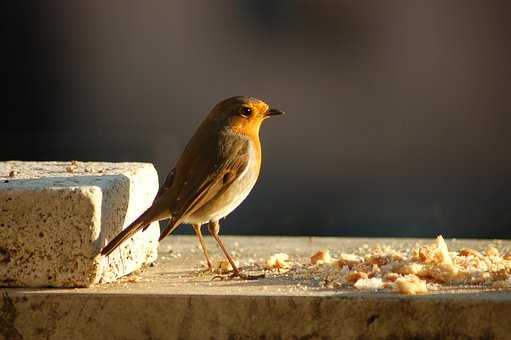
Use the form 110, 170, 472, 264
184, 144, 259, 225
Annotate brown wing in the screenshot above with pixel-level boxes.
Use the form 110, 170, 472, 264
154, 167, 175, 201
102, 168, 177, 255
102, 125, 252, 255
157, 135, 250, 240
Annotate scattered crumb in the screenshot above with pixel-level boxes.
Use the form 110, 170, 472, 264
485, 246, 499, 257
126, 276, 140, 283
119, 273, 141, 284
299, 235, 511, 294
310, 249, 332, 265
336, 253, 363, 268
265, 253, 291, 270
66, 166, 76, 173
354, 277, 384, 290
8, 170, 18, 177
383, 272, 400, 283
394, 275, 428, 295
458, 248, 481, 257
106, 235, 511, 296
216, 259, 239, 273
345, 271, 368, 284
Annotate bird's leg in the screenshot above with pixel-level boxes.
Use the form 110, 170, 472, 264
208, 221, 264, 280
208, 221, 239, 275
192, 223, 213, 271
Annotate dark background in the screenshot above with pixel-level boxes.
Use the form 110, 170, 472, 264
3, 1, 511, 238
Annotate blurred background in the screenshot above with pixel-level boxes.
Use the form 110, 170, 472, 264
3, 1, 511, 238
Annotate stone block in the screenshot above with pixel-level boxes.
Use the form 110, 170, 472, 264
0, 161, 160, 287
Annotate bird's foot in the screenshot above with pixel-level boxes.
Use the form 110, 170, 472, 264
195, 262, 214, 275
212, 270, 265, 281
197, 267, 214, 274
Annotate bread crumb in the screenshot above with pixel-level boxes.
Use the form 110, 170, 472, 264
410, 235, 458, 282
366, 246, 405, 266
119, 274, 141, 283
216, 259, 239, 272
485, 246, 499, 257
353, 277, 384, 290
346, 271, 368, 284
394, 275, 428, 295
336, 253, 363, 268
458, 248, 482, 257
415, 235, 451, 264
266, 253, 291, 270
435, 235, 454, 265
395, 262, 424, 276
383, 272, 400, 283
310, 249, 333, 265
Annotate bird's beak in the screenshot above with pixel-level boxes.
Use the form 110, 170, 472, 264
266, 108, 285, 117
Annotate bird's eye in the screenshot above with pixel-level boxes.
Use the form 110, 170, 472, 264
239, 106, 252, 117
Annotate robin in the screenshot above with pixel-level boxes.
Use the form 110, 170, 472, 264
101, 96, 284, 279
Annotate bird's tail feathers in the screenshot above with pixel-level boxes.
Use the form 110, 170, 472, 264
158, 217, 180, 241
101, 214, 151, 256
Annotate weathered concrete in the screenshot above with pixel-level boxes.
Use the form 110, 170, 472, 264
1, 236, 511, 339
0, 161, 160, 287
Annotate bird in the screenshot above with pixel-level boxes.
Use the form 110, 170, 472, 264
101, 96, 284, 279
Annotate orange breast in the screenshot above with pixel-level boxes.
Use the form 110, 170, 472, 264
231, 119, 263, 164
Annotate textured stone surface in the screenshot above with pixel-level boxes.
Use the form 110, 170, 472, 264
0, 161, 160, 287
1, 236, 511, 339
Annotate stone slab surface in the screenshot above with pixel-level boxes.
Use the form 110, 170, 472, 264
1, 236, 511, 339
0, 161, 160, 288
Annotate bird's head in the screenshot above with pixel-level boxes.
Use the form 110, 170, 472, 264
207, 96, 284, 136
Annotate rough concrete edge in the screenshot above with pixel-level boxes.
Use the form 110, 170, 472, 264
1, 291, 510, 340
0, 186, 102, 288
0, 175, 158, 288
95, 164, 160, 285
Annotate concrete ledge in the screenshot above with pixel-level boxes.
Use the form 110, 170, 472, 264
3, 290, 510, 340
1, 236, 510, 339
0, 161, 160, 287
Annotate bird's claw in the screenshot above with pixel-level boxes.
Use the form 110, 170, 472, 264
196, 267, 214, 274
